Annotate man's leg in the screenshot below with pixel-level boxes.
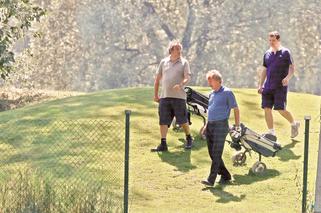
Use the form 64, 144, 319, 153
173, 99, 193, 149
262, 90, 275, 135
208, 122, 228, 184
151, 99, 172, 152
274, 88, 300, 138
201, 124, 216, 186
277, 110, 294, 123
264, 107, 275, 135
151, 125, 169, 152
160, 124, 168, 138
218, 158, 231, 181
181, 123, 191, 136
208, 145, 223, 183
181, 123, 193, 149
206, 127, 214, 162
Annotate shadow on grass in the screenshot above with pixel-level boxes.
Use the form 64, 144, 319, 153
202, 186, 246, 203
157, 149, 197, 172
0, 119, 124, 185
176, 136, 207, 151
155, 135, 207, 172
277, 139, 301, 162
233, 169, 280, 185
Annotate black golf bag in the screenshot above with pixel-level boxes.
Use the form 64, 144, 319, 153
171, 87, 209, 137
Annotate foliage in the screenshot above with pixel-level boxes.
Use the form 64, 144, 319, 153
4, 0, 321, 94
0, 0, 45, 79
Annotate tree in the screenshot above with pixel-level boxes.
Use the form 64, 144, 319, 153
6, 0, 321, 94
0, 0, 45, 79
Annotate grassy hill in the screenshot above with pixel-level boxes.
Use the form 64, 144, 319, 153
0, 87, 320, 213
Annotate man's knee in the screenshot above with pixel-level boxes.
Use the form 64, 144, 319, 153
181, 122, 189, 128
264, 107, 272, 112
277, 109, 289, 115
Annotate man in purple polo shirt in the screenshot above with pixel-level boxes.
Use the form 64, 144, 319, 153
258, 31, 300, 138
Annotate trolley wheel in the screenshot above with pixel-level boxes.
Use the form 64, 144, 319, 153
251, 161, 267, 175
232, 151, 247, 166
199, 126, 206, 140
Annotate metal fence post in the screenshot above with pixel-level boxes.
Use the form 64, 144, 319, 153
302, 115, 311, 213
314, 112, 321, 213
124, 110, 131, 213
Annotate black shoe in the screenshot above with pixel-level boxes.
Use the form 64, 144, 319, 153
185, 136, 193, 149
201, 179, 214, 186
151, 144, 168, 152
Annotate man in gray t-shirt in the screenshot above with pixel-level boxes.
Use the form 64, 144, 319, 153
151, 40, 193, 152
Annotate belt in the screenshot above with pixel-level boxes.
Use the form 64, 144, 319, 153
207, 119, 228, 124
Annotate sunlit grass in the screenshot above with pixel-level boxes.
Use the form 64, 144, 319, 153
0, 87, 319, 212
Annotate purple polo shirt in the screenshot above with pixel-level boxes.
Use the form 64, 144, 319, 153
263, 47, 293, 90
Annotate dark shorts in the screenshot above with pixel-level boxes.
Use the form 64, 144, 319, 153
159, 98, 188, 125
261, 88, 287, 110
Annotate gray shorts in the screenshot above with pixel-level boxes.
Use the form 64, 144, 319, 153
158, 98, 188, 125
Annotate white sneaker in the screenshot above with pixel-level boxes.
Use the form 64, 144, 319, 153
291, 121, 300, 138
263, 129, 276, 136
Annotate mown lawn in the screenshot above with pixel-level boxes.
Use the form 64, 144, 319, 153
0, 87, 319, 213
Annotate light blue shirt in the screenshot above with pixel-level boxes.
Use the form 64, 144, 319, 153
208, 86, 238, 121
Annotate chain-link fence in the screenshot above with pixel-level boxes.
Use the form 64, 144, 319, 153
0, 119, 126, 213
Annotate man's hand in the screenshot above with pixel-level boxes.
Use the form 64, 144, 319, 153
231, 125, 242, 139
235, 125, 242, 132
154, 95, 160, 103
282, 77, 289, 86
258, 86, 263, 94
173, 84, 182, 91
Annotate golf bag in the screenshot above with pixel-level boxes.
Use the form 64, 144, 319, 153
171, 87, 209, 137
185, 87, 208, 126
228, 123, 282, 174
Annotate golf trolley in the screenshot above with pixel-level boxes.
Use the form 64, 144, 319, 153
171, 87, 208, 139
228, 124, 282, 175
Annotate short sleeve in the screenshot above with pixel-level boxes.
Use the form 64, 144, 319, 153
183, 60, 191, 77
263, 54, 267, 68
156, 60, 164, 76
227, 91, 238, 109
286, 50, 294, 65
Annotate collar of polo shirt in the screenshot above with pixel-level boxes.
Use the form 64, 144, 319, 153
214, 86, 224, 93
269, 46, 283, 53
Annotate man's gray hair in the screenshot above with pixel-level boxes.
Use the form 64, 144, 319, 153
168, 40, 183, 54
206, 70, 223, 83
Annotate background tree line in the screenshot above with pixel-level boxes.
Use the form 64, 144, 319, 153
2, 0, 321, 94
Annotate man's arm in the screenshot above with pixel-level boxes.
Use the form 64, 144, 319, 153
173, 74, 190, 90
282, 64, 295, 86
233, 107, 240, 127
258, 66, 267, 94
154, 73, 162, 102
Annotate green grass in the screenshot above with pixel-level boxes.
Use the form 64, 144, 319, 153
0, 87, 320, 212
0, 169, 122, 213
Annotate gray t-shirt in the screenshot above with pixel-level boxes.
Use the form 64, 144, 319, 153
156, 57, 191, 100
